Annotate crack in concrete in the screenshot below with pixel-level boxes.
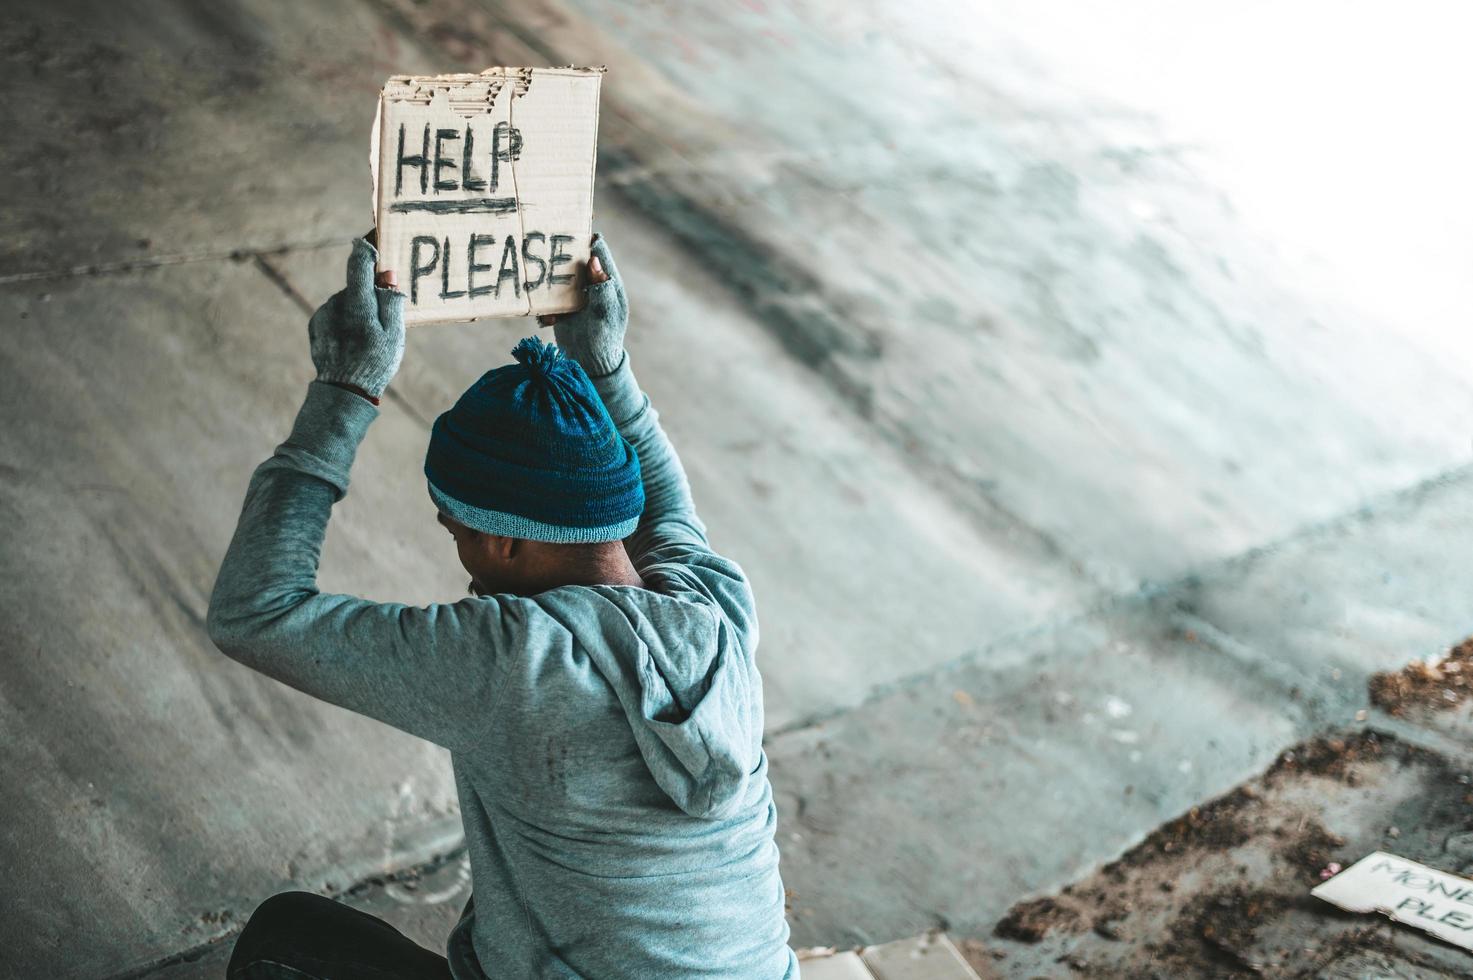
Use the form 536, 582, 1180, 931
1360, 714, 1473, 770
0, 238, 348, 286
100, 843, 470, 980
102, 933, 235, 980
767, 458, 1473, 741
252, 253, 438, 432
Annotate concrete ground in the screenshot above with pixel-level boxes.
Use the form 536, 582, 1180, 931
3, 1, 1471, 977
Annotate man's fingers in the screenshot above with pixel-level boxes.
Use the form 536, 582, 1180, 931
347, 238, 379, 295
588, 255, 610, 284
537, 243, 609, 329
376, 269, 398, 290
588, 234, 619, 284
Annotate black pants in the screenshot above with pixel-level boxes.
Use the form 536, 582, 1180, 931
227, 891, 453, 980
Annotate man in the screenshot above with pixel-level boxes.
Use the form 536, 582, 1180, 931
207, 234, 797, 979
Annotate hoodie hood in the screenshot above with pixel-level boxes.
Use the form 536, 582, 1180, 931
535, 579, 764, 820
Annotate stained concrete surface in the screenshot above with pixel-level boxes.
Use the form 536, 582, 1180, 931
769, 465, 1473, 948
3, 1, 1472, 977
981, 724, 1473, 977
1, 259, 465, 977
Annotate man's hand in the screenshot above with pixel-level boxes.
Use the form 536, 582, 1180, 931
308, 236, 405, 401
540, 234, 628, 378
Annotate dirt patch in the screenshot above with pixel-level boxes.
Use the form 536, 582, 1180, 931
1274, 817, 1347, 880
985, 729, 1466, 969
994, 896, 1085, 943
993, 788, 1260, 946
955, 937, 1008, 978
1369, 638, 1473, 717
1154, 885, 1292, 977
1105, 788, 1255, 876
1264, 730, 1388, 787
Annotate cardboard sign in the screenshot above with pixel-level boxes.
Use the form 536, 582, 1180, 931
1312, 851, 1473, 952
370, 67, 603, 325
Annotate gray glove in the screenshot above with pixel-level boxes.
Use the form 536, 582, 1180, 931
309, 237, 405, 398
552, 234, 628, 378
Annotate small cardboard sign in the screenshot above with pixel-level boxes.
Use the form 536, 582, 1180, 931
370, 67, 603, 325
1312, 851, 1473, 952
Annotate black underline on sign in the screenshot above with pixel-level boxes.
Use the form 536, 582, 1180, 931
388, 198, 520, 214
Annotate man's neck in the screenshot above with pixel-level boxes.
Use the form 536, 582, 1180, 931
581, 548, 645, 590
526, 543, 645, 593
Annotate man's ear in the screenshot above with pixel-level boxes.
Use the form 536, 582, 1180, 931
492, 534, 519, 561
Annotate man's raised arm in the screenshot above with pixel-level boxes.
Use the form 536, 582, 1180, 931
550, 236, 710, 563
205, 239, 519, 751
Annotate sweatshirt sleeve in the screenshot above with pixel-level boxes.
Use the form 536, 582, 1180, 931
590, 354, 759, 650
206, 381, 523, 752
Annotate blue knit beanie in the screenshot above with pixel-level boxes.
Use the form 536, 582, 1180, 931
424, 336, 644, 543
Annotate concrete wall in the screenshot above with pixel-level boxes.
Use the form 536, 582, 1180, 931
3, 1, 1470, 975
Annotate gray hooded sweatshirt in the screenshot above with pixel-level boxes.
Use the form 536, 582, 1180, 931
208, 353, 797, 979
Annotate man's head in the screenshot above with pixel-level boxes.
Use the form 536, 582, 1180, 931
424, 336, 644, 596
435, 511, 638, 596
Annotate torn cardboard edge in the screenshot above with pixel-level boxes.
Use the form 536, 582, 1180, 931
370, 67, 605, 326
1312, 851, 1473, 953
